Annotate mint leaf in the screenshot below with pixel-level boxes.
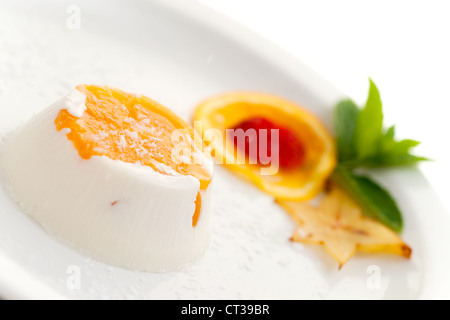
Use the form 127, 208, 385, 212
334, 99, 359, 162
359, 125, 429, 167
361, 154, 428, 167
353, 79, 383, 160
382, 126, 395, 140
335, 81, 428, 170
332, 79, 429, 232
379, 126, 419, 154
332, 166, 403, 233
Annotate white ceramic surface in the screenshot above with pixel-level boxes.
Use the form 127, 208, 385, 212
0, 0, 448, 299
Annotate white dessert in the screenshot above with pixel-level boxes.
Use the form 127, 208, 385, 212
0, 89, 213, 272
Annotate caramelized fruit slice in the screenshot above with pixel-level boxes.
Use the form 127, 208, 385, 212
193, 92, 336, 200
277, 185, 411, 268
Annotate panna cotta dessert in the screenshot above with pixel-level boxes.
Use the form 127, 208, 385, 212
0, 85, 213, 272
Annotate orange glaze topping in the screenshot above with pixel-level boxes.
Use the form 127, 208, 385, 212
55, 85, 211, 226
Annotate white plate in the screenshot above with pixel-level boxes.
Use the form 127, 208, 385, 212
0, 0, 449, 300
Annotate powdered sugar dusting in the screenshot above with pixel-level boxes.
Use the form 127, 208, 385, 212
59, 128, 71, 135
64, 89, 86, 118
152, 161, 182, 176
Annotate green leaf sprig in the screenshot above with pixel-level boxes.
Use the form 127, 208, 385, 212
331, 79, 428, 233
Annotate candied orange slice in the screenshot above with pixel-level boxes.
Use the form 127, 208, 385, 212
55, 85, 212, 226
193, 92, 336, 200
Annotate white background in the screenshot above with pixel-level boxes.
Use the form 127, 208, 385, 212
200, 0, 450, 212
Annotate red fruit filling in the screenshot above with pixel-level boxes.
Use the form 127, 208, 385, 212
231, 117, 305, 169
